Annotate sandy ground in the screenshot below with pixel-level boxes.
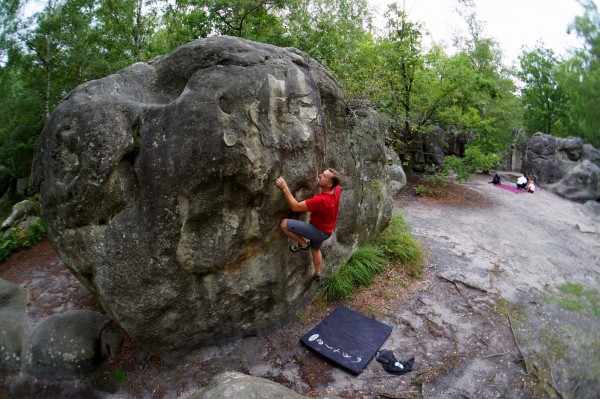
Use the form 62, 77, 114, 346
1, 173, 599, 398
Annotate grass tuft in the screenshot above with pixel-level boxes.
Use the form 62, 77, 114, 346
375, 214, 424, 277
320, 213, 423, 301
320, 272, 355, 301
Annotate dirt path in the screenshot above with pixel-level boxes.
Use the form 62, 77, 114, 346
1, 174, 599, 398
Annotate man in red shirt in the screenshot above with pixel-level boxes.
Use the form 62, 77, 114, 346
275, 168, 341, 282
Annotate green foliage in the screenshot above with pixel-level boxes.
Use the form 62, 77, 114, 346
443, 155, 471, 182
23, 218, 46, 247
0, 218, 46, 261
517, 45, 568, 136
423, 164, 448, 188
320, 214, 423, 301
558, 0, 600, 146
463, 146, 501, 173
444, 144, 501, 182
0, 230, 19, 260
0, 67, 45, 178
2, 0, 596, 187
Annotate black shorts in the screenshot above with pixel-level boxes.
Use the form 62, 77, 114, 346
286, 219, 332, 250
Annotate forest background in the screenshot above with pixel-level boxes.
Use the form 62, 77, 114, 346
0, 0, 598, 217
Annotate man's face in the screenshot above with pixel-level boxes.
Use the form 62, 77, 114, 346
317, 170, 333, 188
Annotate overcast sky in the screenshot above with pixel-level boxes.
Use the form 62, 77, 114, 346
368, 0, 596, 65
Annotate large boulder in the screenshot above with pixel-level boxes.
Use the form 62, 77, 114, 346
547, 160, 600, 202
0, 278, 27, 371
190, 371, 342, 399
25, 310, 110, 379
522, 133, 566, 183
522, 132, 600, 202
33, 36, 392, 362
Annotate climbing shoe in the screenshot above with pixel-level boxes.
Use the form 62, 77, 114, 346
289, 241, 310, 252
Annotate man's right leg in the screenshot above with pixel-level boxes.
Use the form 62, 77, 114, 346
280, 219, 309, 248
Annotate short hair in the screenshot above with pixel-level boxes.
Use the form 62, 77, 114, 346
327, 168, 341, 188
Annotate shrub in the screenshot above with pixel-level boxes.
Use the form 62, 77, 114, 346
0, 231, 19, 260
24, 219, 46, 246
443, 155, 470, 182
444, 145, 501, 182
414, 184, 427, 196
412, 165, 449, 198
464, 146, 500, 174
423, 164, 448, 188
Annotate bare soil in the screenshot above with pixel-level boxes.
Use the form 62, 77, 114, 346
1, 173, 599, 398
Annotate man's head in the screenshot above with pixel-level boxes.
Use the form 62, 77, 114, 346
317, 168, 341, 189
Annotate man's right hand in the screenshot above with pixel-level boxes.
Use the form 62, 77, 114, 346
275, 177, 288, 191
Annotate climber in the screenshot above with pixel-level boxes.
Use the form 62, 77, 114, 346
275, 168, 342, 283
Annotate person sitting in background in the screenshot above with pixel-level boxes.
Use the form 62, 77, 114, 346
516, 175, 528, 189
526, 178, 536, 193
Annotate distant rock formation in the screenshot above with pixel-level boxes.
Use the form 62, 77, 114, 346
522, 132, 600, 202
33, 36, 392, 362
385, 147, 407, 196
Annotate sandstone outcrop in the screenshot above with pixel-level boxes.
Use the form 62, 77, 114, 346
33, 36, 392, 362
522, 132, 600, 202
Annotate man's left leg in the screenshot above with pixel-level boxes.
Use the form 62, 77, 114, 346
311, 248, 322, 280
280, 219, 309, 249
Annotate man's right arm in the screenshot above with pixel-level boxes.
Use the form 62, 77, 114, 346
276, 177, 309, 212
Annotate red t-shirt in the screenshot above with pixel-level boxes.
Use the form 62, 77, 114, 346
305, 185, 341, 233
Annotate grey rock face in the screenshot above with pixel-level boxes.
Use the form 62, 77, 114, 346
191, 371, 343, 399
522, 132, 600, 202
1, 200, 40, 231
547, 160, 600, 202
33, 36, 391, 362
523, 133, 564, 183
25, 310, 109, 378
385, 147, 406, 196
0, 278, 27, 371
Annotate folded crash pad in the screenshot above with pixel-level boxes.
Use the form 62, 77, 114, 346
299, 306, 392, 375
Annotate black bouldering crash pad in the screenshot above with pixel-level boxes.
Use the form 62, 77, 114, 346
299, 306, 392, 375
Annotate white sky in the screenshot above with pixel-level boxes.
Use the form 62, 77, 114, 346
368, 0, 596, 65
